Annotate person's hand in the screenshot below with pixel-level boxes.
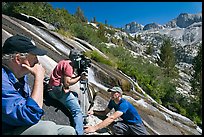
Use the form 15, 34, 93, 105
22, 63, 45, 78
84, 125, 96, 133
62, 84, 70, 93
80, 72, 88, 80
87, 110, 94, 115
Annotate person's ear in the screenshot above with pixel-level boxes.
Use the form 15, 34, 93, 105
13, 54, 22, 65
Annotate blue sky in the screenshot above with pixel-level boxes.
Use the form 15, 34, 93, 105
49, 2, 202, 28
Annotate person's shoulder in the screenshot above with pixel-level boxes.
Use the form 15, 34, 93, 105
121, 98, 127, 102
120, 98, 130, 106
2, 67, 6, 73
108, 99, 115, 105
2, 66, 10, 79
58, 60, 71, 65
58, 59, 69, 63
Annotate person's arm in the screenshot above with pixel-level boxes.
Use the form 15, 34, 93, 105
22, 63, 45, 108
2, 90, 44, 126
63, 75, 81, 87
2, 67, 44, 126
84, 111, 123, 133
63, 72, 87, 92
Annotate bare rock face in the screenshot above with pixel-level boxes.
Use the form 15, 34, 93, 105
143, 23, 163, 31
92, 63, 132, 92
42, 93, 73, 126
164, 13, 202, 28
14, 13, 56, 30
124, 22, 143, 33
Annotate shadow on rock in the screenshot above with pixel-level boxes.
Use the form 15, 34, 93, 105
42, 91, 74, 127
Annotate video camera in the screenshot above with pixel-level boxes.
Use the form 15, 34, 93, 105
69, 49, 91, 75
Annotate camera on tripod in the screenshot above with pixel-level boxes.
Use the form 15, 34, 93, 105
69, 49, 94, 125
69, 49, 91, 76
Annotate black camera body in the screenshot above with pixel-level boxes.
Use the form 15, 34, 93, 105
69, 49, 91, 75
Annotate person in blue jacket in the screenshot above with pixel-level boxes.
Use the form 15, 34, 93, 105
2, 34, 76, 135
84, 86, 149, 135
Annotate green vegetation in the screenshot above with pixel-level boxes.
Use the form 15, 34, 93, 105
157, 38, 178, 78
2, 2, 202, 126
145, 43, 154, 55
75, 6, 87, 23
101, 46, 177, 104
189, 44, 202, 125
85, 50, 117, 68
56, 28, 73, 38
134, 34, 142, 42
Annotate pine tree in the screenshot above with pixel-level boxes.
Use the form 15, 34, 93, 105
134, 34, 141, 42
158, 38, 177, 77
105, 19, 107, 25
75, 6, 87, 22
145, 43, 154, 55
191, 44, 202, 96
190, 44, 202, 124
93, 17, 96, 23
97, 23, 108, 42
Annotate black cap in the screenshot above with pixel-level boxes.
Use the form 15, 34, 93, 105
2, 34, 47, 56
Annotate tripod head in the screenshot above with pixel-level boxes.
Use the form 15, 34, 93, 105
69, 49, 91, 76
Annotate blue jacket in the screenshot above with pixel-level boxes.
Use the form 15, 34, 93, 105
2, 66, 44, 131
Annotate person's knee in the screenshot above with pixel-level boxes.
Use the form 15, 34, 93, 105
21, 121, 58, 135
40, 121, 77, 135
39, 121, 58, 135
65, 99, 82, 115
58, 126, 76, 135
68, 127, 77, 135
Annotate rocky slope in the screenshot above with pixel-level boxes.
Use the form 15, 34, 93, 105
117, 12, 202, 97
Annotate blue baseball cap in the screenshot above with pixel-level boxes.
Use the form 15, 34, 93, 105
3, 34, 47, 56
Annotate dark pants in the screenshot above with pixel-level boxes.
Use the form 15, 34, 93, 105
111, 121, 149, 135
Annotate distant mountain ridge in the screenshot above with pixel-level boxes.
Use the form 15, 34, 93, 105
125, 22, 143, 33
164, 13, 202, 28
124, 12, 202, 33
